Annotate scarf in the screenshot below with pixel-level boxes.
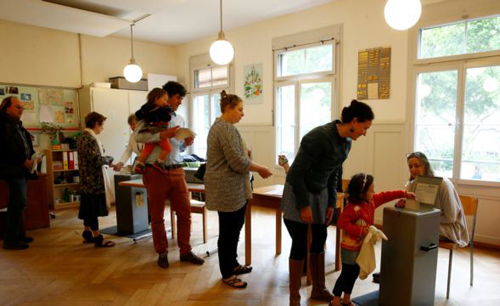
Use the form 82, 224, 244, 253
84, 128, 114, 207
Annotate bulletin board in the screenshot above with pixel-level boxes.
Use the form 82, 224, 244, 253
357, 47, 391, 100
0, 84, 79, 130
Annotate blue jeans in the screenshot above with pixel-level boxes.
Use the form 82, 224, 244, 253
4, 177, 27, 241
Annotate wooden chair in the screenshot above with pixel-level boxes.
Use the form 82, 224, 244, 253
170, 199, 208, 243
439, 195, 478, 299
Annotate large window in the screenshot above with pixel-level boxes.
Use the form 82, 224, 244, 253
413, 14, 500, 183
190, 60, 230, 158
275, 40, 337, 164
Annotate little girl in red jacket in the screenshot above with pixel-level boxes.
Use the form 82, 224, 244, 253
330, 173, 415, 306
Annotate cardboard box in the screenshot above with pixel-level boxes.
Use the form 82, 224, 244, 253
109, 76, 147, 91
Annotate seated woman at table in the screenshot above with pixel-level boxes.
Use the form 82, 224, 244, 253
205, 90, 272, 289
399, 152, 469, 246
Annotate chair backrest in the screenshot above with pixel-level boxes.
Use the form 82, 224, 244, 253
458, 195, 478, 217
458, 194, 479, 243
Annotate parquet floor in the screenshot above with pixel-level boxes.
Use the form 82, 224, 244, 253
1, 206, 499, 305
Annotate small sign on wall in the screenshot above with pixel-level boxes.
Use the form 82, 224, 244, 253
243, 63, 263, 105
357, 47, 391, 100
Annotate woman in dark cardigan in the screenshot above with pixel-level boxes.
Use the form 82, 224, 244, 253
78, 112, 115, 247
282, 100, 374, 306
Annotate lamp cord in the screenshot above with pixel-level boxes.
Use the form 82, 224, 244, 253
219, 0, 223, 32
130, 23, 135, 61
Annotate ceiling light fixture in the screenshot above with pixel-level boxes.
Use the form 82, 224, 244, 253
209, 0, 234, 65
123, 22, 143, 83
384, 0, 422, 31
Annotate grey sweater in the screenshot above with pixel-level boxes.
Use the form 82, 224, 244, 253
205, 118, 252, 212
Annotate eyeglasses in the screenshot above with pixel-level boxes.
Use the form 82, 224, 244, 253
15, 105, 25, 110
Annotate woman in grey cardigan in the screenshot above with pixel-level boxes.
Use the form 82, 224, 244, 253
205, 91, 272, 289
282, 100, 374, 306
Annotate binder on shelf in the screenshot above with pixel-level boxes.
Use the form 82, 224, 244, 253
73, 151, 79, 170
63, 152, 69, 170
68, 151, 75, 169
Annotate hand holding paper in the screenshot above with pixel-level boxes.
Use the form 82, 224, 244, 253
175, 128, 196, 141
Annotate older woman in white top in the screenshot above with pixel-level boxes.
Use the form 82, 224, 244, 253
402, 152, 469, 247
205, 90, 272, 289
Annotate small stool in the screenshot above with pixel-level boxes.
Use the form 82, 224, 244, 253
170, 200, 208, 243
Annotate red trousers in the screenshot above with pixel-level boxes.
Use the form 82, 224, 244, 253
139, 139, 171, 163
143, 167, 192, 256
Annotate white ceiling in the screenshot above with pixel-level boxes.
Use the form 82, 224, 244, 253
0, 0, 337, 45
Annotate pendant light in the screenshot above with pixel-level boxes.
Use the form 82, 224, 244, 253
384, 0, 422, 31
209, 0, 234, 65
123, 22, 143, 83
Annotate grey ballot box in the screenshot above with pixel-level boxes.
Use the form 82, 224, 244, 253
114, 174, 149, 235
379, 206, 440, 306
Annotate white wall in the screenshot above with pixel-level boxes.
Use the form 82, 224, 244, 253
0, 20, 177, 87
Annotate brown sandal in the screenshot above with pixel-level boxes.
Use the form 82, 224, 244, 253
92, 235, 115, 248
222, 275, 247, 288
233, 265, 252, 275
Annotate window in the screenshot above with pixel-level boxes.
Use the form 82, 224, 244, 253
419, 14, 500, 59
190, 54, 231, 158
274, 38, 337, 164
413, 14, 500, 183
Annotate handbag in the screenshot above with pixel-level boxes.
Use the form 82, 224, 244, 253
194, 163, 206, 181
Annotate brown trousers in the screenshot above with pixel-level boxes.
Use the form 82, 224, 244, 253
143, 167, 192, 256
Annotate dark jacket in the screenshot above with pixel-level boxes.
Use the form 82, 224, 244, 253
0, 113, 35, 179
77, 131, 113, 194
286, 120, 351, 209
135, 104, 172, 124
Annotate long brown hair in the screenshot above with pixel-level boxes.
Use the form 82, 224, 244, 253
0, 96, 15, 115
146, 88, 167, 106
406, 151, 435, 180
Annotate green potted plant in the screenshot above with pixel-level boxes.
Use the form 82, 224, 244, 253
41, 122, 63, 146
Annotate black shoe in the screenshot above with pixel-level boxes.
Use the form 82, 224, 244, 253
20, 236, 34, 243
373, 272, 380, 279
180, 251, 205, 265
158, 252, 169, 269
373, 272, 380, 283
3, 239, 29, 250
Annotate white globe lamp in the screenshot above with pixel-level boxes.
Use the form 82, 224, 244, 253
124, 60, 143, 83
210, 33, 234, 65
384, 0, 422, 31
209, 0, 234, 65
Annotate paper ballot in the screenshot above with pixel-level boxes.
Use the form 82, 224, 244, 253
30, 152, 45, 173
175, 128, 196, 141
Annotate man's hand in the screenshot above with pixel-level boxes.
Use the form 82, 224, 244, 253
301, 206, 313, 224
23, 159, 34, 169
326, 207, 334, 225
184, 136, 194, 147
159, 126, 180, 139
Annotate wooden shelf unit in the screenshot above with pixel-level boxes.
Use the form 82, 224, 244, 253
46, 149, 81, 210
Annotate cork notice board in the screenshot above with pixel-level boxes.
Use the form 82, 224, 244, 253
357, 47, 391, 100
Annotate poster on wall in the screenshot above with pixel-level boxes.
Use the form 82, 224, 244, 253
243, 63, 263, 105
357, 47, 391, 100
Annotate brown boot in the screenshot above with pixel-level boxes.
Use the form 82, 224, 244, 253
310, 252, 334, 301
289, 259, 303, 306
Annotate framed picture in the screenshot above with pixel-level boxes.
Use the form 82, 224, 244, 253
30, 132, 39, 146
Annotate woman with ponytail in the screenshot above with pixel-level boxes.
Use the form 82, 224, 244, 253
205, 90, 272, 288
281, 99, 374, 305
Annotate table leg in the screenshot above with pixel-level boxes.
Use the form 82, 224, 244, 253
245, 203, 252, 266
276, 210, 282, 255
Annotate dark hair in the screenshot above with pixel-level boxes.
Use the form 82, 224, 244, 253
146, 88, 167, 106
127, 114, 136, 125
0, 96, 15, 115
85, 111, 107, 129
341, 99, 374, 123
347, 173, 374, 203
162, 81, 187, 98
406, 151, 435, 180
220, 90, 242, 113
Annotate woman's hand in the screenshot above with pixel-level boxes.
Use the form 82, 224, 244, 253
257, 166, 272, 179
113, 162, 124, 171
184, 136, 194, 147
159, 126, 180, 139
326, 207, 334, 225
301, 206, 313, 224
395, 199, 406, 208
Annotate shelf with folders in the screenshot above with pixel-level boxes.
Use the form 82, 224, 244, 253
46, 149, 81, 210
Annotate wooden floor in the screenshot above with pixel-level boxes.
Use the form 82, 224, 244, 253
1, 206, 499, 305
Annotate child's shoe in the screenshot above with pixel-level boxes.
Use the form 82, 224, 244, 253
135, 163, 145, 174
153, 160, 167, 172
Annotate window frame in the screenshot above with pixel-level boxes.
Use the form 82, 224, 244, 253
409, 14, 500, 187
273, 38, 340, 167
